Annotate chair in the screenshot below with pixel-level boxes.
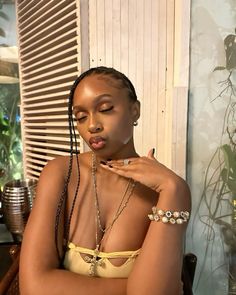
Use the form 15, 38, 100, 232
0, 247, 197, 295
0, 244, 20, 295
182, 253, 197, 295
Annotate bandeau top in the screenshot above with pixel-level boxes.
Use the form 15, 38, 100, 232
63, 242, 141, 278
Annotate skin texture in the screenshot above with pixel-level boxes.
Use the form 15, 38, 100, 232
19, 73, 191, 295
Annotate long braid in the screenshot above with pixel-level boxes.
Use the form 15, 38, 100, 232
54, 83, 77, 260
54, 66, 138, 264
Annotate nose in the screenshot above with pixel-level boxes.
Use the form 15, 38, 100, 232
88, 116, 103, 133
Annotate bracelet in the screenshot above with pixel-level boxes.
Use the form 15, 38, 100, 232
148, 207, 190, 224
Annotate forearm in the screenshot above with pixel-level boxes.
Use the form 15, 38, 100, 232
127, 180, 190, 295
20, 268, 127, 295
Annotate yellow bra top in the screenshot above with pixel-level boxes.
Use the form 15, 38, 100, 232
63, 242, 141, 278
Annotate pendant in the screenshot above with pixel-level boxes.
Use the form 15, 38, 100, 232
84, 245, 103, 276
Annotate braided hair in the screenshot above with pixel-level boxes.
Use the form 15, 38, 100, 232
54, 66, 138, 264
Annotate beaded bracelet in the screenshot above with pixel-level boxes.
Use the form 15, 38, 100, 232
148, 207, 190, 224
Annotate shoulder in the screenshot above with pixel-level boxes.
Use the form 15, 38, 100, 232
39, 152, 92, 183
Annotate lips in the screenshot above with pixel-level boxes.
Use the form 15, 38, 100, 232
89, 136, 106, 150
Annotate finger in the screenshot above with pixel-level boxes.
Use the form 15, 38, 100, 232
100, 162, 136, 180
147, 148, 155, 159
106, 157, 138, 166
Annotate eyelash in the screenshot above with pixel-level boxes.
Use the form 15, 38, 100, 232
100, 106, 114, 113
76, 106, 114, 122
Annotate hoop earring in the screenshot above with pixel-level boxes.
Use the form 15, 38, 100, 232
133, 121, 138, 126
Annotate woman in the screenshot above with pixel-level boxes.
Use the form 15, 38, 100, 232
19, 67, 191, 295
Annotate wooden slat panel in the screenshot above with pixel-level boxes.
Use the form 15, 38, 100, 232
17, 0, 82, 180
26, 152, 54, 162
25, 146, 73, 156
27, 158, 48, 166
26, 135, 71, 142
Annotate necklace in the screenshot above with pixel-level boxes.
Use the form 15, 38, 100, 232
85, 153, 136, 276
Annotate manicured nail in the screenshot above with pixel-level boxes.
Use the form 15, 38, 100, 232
100, 161, 107, 165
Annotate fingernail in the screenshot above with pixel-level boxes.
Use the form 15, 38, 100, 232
100, 161, 107, 165
108, 165, 113, 168
152, 148, 155, 156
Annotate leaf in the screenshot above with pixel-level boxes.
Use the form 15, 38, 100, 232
0, 11, 9, 21
220, 145, 236, 193
221, 144, 236, 174
213, 66, 226, 72
221, 168, 228, 183
227, 179, 236, 194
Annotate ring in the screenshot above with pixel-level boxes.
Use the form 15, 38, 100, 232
123, 159, 130, 165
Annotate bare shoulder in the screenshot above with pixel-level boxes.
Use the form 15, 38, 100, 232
33, 152, 92, 206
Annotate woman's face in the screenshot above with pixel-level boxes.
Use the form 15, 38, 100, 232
72, 74, 140, 159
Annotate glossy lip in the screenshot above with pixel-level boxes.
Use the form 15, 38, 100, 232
89, 136, 106, 150
89, 136, 106, 145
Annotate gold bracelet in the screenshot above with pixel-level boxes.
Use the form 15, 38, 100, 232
148, 207, 190, 224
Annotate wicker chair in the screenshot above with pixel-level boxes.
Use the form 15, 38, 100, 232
0, 247, 196, 295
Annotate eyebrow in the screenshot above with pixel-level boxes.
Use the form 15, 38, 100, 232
73, 94, 113, 113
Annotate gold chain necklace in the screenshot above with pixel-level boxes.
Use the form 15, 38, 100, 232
85, 153, 135, 276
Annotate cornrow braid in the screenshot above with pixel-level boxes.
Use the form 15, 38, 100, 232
54, 66, 137, 264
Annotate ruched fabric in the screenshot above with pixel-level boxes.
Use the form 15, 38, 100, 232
63, 242, 141, 278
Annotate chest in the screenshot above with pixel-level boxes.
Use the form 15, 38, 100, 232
67, 167, 157, 251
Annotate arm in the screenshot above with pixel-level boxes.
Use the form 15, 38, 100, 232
127, 179, 190, 295
101, 150, 191, 295
19, 157, 127, 295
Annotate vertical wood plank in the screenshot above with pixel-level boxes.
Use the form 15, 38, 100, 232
112, 0, 121, 69
89, 0, 98, 66
157, 0, 167, 164
104, 0, 113, 66
134, 0, 144, 155
165, 0, 175, 167
150, 0, 159, 155
142, 0, 152, 154
128, 0, 136, 84
97, 0, 105, 66
174, 0, 191, 87
120, 0, 129, 74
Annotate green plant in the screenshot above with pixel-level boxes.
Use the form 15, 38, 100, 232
194, 29, 236, 294
0, 3, 22, 189
0, 84, 23, 189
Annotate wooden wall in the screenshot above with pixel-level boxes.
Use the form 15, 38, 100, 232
87, 0, 190, 176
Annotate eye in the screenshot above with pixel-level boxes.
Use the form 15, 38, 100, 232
75, 112, 87, 122
77, 116, 87, 122
100, 106, 114, 113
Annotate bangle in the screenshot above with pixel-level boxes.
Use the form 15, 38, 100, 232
148, 207, 190, 224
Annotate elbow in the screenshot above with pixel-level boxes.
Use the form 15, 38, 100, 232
20, 268, 52, 295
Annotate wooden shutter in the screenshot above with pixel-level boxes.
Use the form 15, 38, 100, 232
16, 0, 82, 179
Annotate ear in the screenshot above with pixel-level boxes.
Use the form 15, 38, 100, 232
131, 100, 140, 122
